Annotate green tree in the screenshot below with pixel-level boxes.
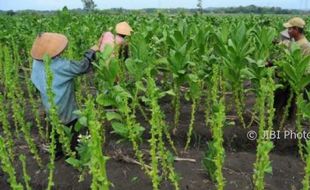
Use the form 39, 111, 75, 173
81, 0, 97, 11
197, 0, 203, 13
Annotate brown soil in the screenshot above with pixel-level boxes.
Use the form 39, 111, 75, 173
0, 92, 307, 190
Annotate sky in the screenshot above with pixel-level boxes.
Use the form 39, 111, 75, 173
0, 0, 308, 11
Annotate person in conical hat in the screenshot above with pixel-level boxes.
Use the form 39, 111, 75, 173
115, 21, 133, 36
99, 21, 133, 59
30, 32, 101, 158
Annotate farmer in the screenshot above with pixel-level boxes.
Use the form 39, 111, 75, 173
30, 32, 100, 158
274, 17, 310, 127
284, 17, 310, 55
99, 21, 133, 59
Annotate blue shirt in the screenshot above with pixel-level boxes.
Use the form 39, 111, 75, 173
31, 50, 95, 125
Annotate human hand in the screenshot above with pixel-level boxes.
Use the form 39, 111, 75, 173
90, 45, 99, 52
90, 34, 105, 52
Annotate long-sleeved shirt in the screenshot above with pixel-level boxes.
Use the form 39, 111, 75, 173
296, 36, 310, 55
31, 49, 96, 125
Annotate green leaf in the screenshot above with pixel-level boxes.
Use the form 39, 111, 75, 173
131, 176, 138, 182
101, 44, 114, 59
241, 68, 255, 79
65, 157, 81, 168
282, 63, 297, 84
155, 57, 168, 65
106, 112, 122, 121
74, 122, 84, 132
135, 81, 146, 91
111, 122, 128, 138
96, 94, 115, 107
73, 110, 82, 116
78, 116, 87, 126
162, 90, 175, 97
300, 75, 310, 90
177, 70, 186, 74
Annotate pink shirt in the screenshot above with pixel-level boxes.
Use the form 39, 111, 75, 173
99, 32, 124, 52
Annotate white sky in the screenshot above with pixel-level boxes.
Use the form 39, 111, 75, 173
0, 0, 307, 11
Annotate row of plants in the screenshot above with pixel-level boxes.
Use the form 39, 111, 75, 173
0, 12, 310, 190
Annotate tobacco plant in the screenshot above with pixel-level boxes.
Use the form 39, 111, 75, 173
280, 43, 310, 161
253, 78, 274, 190
0, 136, 23, 190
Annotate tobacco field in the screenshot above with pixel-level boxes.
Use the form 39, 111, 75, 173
0, 10, 310, 190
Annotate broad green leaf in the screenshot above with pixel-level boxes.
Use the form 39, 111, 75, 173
106, 112, 122, 121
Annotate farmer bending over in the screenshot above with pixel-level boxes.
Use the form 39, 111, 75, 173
99, 21, 133, 59
30, 32, 100, 158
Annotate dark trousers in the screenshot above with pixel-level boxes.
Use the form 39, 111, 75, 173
274, 86, 297, 126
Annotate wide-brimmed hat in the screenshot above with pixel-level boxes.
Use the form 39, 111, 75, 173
283, 17, 306, 28
115, 22, 133, 36
31, 32, 68, 60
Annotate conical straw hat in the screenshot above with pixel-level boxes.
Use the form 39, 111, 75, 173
115, 22, 133, 36
31, 32, 68, 60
